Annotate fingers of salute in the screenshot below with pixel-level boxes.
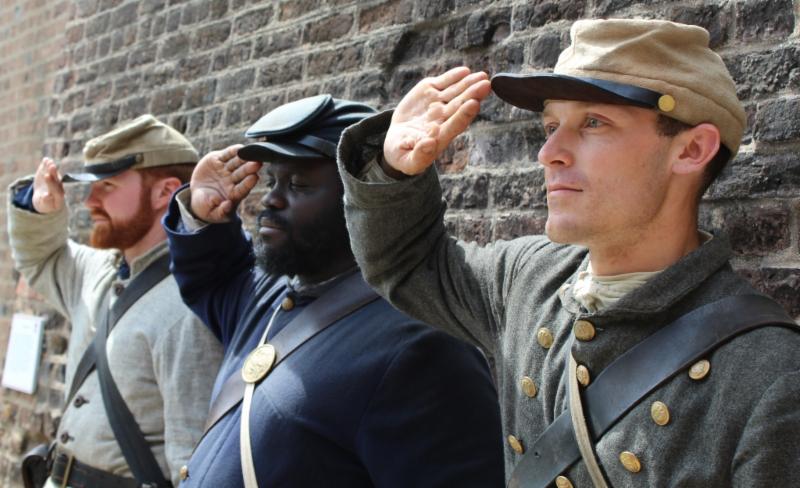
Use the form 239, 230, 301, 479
386, 67, 492, 176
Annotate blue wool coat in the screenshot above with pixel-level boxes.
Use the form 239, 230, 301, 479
163, 193, 505, 487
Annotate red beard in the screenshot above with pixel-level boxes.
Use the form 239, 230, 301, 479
89, 188, 156, 251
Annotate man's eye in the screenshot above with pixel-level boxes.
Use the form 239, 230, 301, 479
585, 117, 603, 129
543, 124, 558, 137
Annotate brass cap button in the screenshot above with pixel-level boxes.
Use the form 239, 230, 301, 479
576, 364, 591, 386
521, 376, 537, 398
281, 296, 295, 311
573, 320, 596, 341
536, 327, 554, 349
688, 359, 711, 380
619, 451, 642, 473
507, 434, 524, 454
650, 401, 670, 426
179, 465, 189, 480
555, 475, 574, 488
658, 94, 676, 112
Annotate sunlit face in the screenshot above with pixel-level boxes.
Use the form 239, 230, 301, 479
84, 170, 155, 250
538, 101, 675, 249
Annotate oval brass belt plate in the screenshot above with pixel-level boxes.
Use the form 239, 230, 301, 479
241, 344, 277, 384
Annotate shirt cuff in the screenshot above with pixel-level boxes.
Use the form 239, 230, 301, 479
175, 188, 209, 232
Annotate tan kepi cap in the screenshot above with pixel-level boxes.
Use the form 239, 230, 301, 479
491, 19, 746, 157
63, 114, 199, 182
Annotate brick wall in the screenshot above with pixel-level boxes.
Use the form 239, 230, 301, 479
0, 1, 72, 485
1, 0, 798, 485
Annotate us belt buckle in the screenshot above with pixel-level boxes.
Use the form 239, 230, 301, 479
59, 453, 74, 488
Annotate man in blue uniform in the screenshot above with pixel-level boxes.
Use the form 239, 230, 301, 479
162, 95, 504, 487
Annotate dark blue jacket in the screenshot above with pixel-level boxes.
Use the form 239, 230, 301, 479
163, 194, 504, 487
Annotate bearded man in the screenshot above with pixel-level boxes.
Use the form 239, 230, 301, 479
162, 95, 504, 487
7, 114, 222, 488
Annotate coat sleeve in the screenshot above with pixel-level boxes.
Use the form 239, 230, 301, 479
152, 311, 224, 485
354, 329, 505, 488
6, 176, 116, 317
732, 368, 800, 485
338, 111, 534, 355
162, 185, 257, 347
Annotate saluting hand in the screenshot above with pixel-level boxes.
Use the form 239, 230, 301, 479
383, 67, 492, 176
32, 157, 65, 214
190, 144, 263, 223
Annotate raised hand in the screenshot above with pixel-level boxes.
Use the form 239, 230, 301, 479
383, 67, 492, 176
32, 157, 65, 214
189, 144, 263, 223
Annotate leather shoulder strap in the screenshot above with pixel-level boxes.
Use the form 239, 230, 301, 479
65, 254, 171, 407
509, 294, 798, 488
92, 255, 173, 487
201, 272, 380, 435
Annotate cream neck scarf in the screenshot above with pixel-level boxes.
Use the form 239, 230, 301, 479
572, 263, 662, 313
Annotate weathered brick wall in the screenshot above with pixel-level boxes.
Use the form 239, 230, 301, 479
1, 0, 798, 485
0, 1, 72, 485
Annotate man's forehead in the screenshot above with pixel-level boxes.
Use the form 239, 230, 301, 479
541, 100, 655, 119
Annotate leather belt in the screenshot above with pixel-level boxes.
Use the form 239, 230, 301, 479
50, 451, 142, 488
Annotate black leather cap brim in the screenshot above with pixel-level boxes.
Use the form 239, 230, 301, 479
238, 142, 328, 162
491, 73, 661, 112
61, 168, 127, 183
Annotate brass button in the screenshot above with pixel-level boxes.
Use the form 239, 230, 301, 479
650, 401, 670, 426
619, 451, 642, 473
179, 465, 189, 480
59, 432, 72, 443
576, 364, 591, 386
688, 359, 710, 380
113, 283, 125, 296
520, 376, 537, 398
555, 475, 574, 488
507, 434, 524, 454
658, 94, 676, 112
536, 327, 554, 349
573, 320, 596, 341
281, 296, 294, 311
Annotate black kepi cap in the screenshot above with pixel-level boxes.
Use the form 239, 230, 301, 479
238, 95, 377, 162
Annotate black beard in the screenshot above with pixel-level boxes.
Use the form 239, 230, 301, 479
253, 204, 351, 279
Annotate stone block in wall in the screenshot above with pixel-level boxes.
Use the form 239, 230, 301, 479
446, 213, 492, 245
128, 41, 157, 68
441, 173, 489, 209
700, 202, 791, 256
234, 6, 274, 36
258, 56, 304, 88
159, 33, 191, 60
753, 97, 800, 143
151, 85, 187, 115
216, 68, 256, 101
727, 46, 800, 99
278, 0, 323, 21
253, 27, 302, 59
415, 0, 455, 20
469, 124, 545, 168
511, 0, 586, 31
707, 151, 800, 199
359, 0, 413, 33
446, 7, 511, 51
490, 169, 547, 210
178, 54, 213, 82
668, 1, 731, 48
304, 12, 354, 44
194, 20, 232, 52
307, 44, 363, 76
110, 2, 138, 29
738, 267, 800, 317
185, 79, 217, 110
212, 41, 252, 71
734, 0, 795, 41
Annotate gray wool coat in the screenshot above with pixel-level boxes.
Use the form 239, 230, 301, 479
7, 176, 223, 486
337, 111, 800, 487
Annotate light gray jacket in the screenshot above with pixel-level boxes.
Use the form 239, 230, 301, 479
7, 176, 222, 486
338, 111, 800, 487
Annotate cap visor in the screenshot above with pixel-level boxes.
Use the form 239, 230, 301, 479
491, 73, 660, 112
238, 142, 327, 162
61, 167, 128, 183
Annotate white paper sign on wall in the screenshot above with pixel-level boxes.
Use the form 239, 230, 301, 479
2, 313, 45, 395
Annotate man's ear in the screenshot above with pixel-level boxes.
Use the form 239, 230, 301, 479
671, 123, 721, 176
151, 177, 182, 211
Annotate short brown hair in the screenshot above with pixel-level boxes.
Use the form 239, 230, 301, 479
655, 115, 731, 198
137, 163, 195, 185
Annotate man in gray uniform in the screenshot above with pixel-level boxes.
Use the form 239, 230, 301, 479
336, 19, 800, 487
8, 115, 222, 488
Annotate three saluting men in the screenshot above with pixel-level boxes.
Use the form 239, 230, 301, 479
10, 16, 798, 488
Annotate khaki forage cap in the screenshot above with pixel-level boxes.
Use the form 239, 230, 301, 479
491, 19, 746, 157
63, 114, 198, 182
